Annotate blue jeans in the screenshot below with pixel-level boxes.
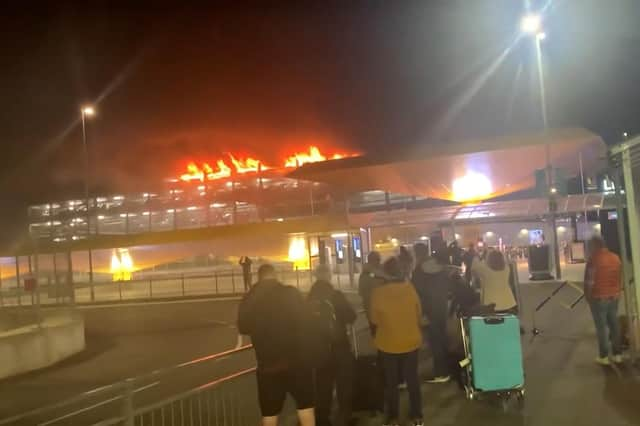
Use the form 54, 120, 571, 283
380, 350, 422, 420
589, 298, 622, 358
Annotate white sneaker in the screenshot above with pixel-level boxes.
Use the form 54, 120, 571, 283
611, 354, 624, 364
595, 356, 611, 366
426, 375, 451, 384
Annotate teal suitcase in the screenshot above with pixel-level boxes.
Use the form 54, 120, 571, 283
466, 314, 524, 392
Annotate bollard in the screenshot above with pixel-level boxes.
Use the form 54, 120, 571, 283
215, 272, 219, 294
181, 274, 185, 296
119, 281, 123, 301
149, 279, 153, 299
122, 379, 135, 426
231, 269, 236, 293
296, 267, 300, 288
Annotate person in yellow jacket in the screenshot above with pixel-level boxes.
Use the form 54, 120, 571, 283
370, 257, 423, 426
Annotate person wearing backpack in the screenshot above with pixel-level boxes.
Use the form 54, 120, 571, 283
238, 264, 315, 426
308, 264, 357, 426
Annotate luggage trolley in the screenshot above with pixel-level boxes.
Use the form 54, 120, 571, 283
459, 314, 525, 411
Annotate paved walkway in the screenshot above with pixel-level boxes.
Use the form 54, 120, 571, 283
356, 281, 640, 426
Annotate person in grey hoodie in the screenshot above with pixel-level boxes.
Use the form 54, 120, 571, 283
412, 242, 456, 384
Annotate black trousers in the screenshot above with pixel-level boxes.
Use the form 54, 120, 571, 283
314, 345, 354, 426
427, 314, 449, 378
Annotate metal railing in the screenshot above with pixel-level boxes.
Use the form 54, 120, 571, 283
97, 368, 259, 426
0, 345, 257, 426
2, 305, 372, 426
0, 266, 356, 307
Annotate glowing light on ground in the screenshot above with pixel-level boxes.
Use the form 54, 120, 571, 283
111, 248, 135, 281
452, 172, 493, 202
287, 236, 309, 270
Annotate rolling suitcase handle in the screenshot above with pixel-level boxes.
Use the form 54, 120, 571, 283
351, 323, 360, 357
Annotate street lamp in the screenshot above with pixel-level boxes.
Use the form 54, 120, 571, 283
80, 106, 95, 230
81, 106, 95, 296
521, 14, 561, 279
520, 14, 542, 35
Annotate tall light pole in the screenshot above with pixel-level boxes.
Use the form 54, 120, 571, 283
81, 106, 95, 232
81, 106, 95, 297
521, 14, 561, 279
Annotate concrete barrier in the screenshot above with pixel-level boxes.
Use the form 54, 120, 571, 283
0, 309, 85, 380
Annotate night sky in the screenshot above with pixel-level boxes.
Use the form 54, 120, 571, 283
1, 0, 639, 244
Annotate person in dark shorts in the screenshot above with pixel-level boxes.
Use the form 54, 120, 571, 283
238, 264, 315, 426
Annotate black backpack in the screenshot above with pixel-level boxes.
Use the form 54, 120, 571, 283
304, 298, 338, 367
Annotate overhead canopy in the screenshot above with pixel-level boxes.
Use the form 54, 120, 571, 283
289, 128, 606, 201
349, 193, 614, 228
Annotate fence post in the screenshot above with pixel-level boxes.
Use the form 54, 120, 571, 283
122, 379, 135, 426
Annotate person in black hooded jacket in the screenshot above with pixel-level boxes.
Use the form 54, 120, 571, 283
238, 264, 315, 426
412, 242, 455, 384
309, 264, 357, 426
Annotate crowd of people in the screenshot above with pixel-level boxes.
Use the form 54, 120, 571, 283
237, 235, 622, 425
237, 238, 523, 426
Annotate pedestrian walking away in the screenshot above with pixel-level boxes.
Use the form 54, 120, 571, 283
239, 256, 253, 292
398, 246, 414, 280
237, 264, 315, 426
463, 243, 477, 285
371, 257, 423, 426
584, 236, 624, 366
308, 264, 356, 426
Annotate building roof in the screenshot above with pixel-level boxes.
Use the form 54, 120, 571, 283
288, 128, 606, 201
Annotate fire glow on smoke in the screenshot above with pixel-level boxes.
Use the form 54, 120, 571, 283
179, 146, 356, 182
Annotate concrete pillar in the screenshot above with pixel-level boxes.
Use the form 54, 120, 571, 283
15, 256, 21, 305
347, 232, 355, 288
67, 251, 75, 305
621, 148, 640, 357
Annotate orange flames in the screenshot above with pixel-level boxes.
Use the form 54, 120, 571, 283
284, 146, 347, 168
179, 146, 355, 182
180, 160, 231, 182
229, 155, 268, 174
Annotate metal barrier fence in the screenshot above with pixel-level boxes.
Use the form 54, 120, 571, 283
0, 346, 258, 426
97, 368, 259, 426
1, 309, 372, 426
0, 267, 356, 307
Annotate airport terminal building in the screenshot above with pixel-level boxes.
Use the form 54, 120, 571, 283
4, 127, 618, 287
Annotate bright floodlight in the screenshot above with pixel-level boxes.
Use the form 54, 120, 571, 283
452, 172, 493, 202
521, 14, 542, 34
82, 106, 95, 116
536, 32, 546, 41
